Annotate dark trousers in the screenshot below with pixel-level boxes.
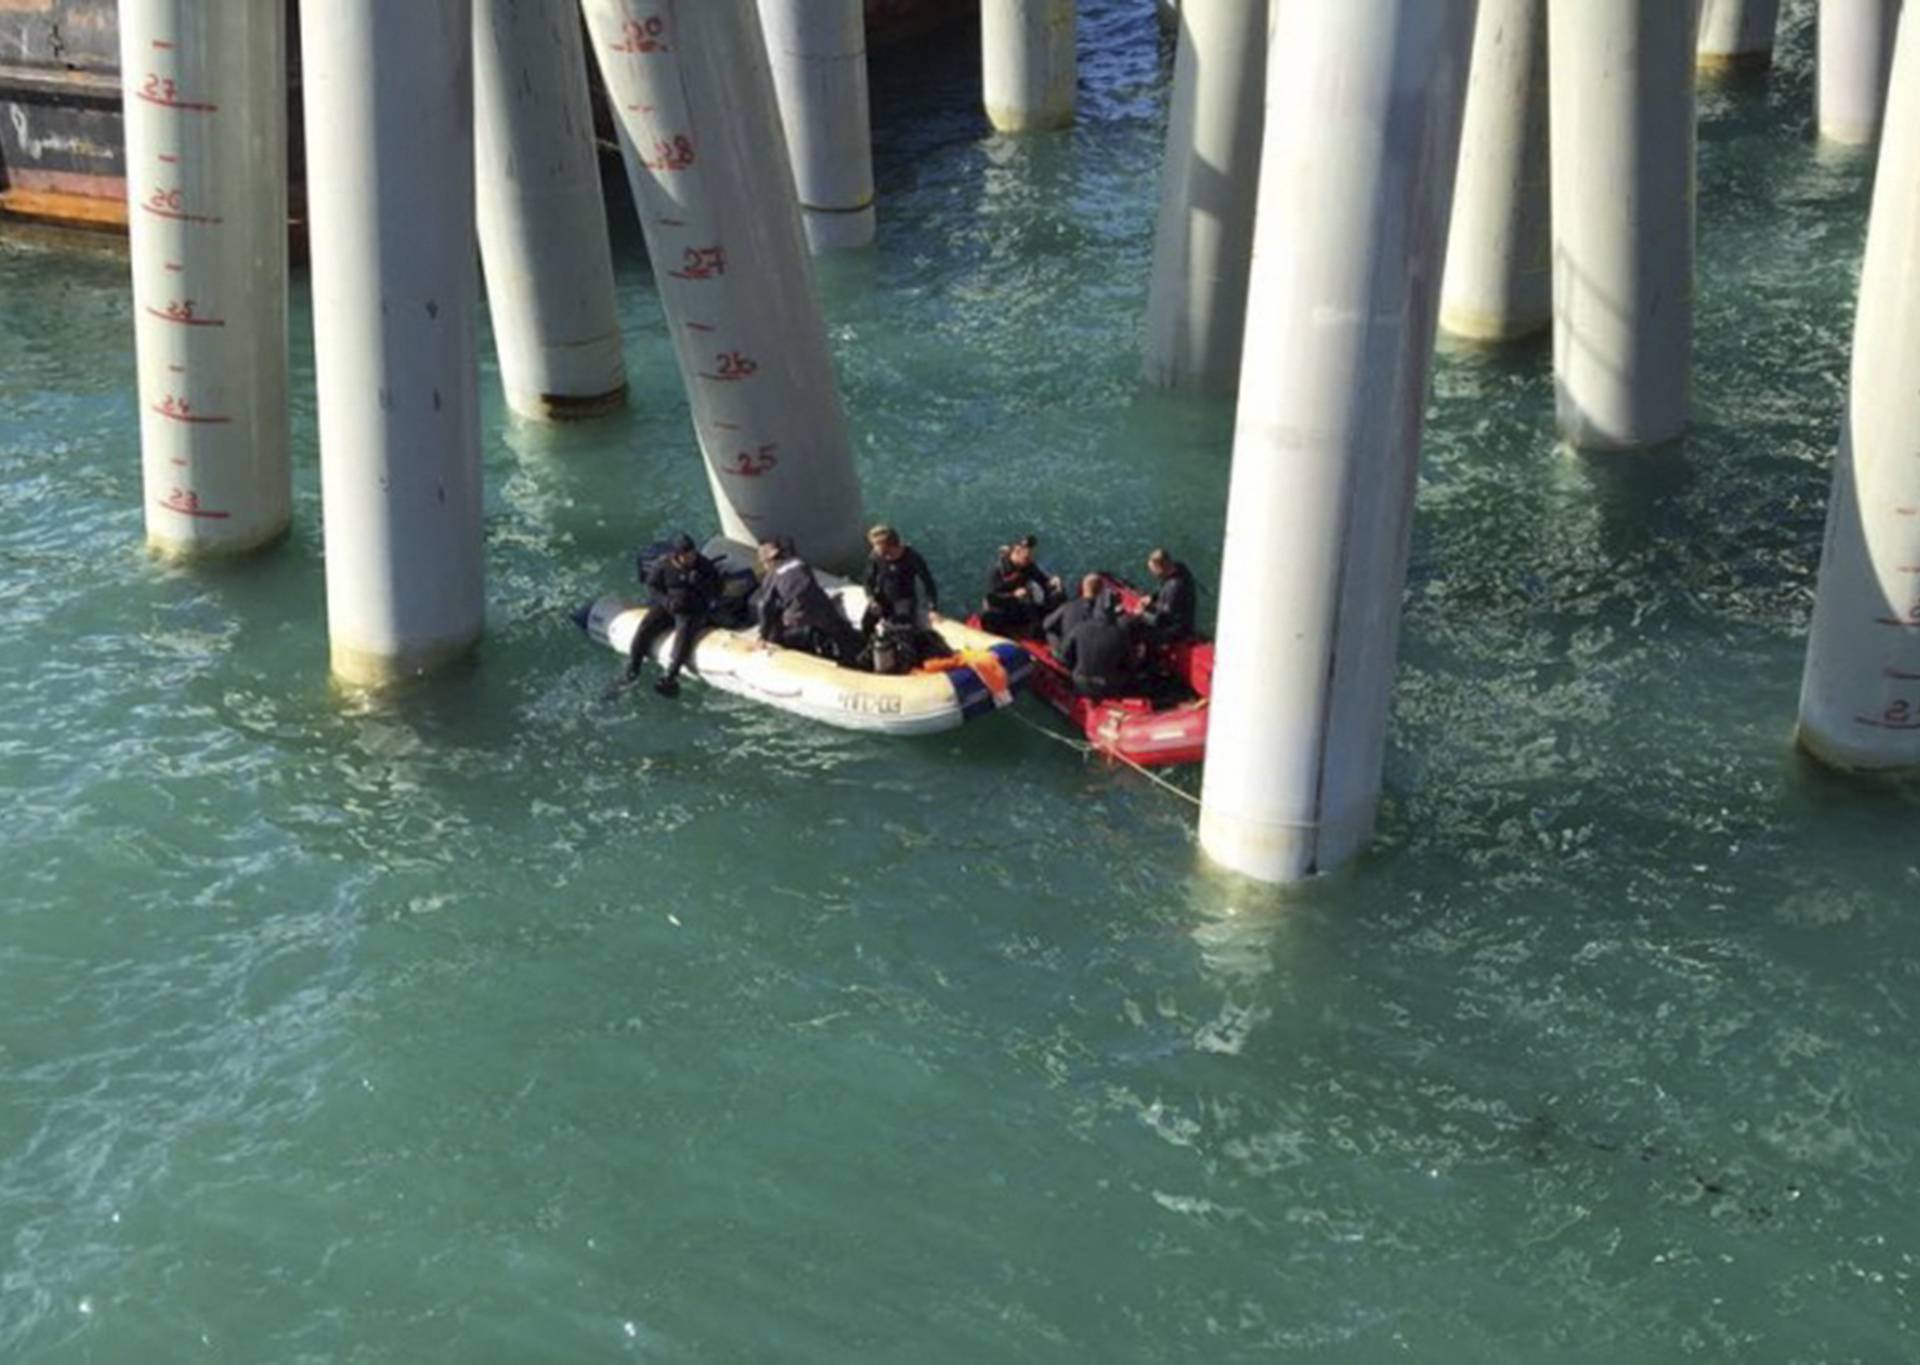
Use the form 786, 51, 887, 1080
627, 607, 703, 679
980, 602, 1045, 639
1073, 673, 1130, 701
769, 617, 864, 666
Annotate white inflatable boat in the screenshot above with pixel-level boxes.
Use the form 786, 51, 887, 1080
577, 541, 1033, 736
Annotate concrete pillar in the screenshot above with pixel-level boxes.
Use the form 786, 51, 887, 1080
301, 0, 485, 686
982, 0, 1076, 133
474, 0, 627, 421
1798, 9, 1920, 770
1440, 0, 1551, 343
581, 0, 866, 566
119, 0, 289, 558
1141, 0, 1266, 394
756, 0, 876, 253
1198, 0, 1477, 885
1818, 0, 1903, 146
1548, 0, 1699, 450
1698, 0, 1781, 73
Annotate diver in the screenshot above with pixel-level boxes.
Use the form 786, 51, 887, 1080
625, 532, 720, 698
978, 534, 1064, 638
1059, 597, 1139, 701
1043, 573, 1109, 655
1134, 547, 1199, 643
862, 523, 939, 633
755, 538, 862, 665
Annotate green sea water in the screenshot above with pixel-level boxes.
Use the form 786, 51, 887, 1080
4, 3, 1918, 1360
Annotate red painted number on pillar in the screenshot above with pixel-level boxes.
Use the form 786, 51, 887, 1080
643, 135, 695, 172
704, 351, 758, 382
671, 245, 726, 280
720, 445, 779, 478
613, 16, 668, 53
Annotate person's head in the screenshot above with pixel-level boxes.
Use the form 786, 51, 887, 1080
757, 539, 786, 570
1079, 573, 1103, 600
670, 532, 698, 566
1147, 548, 1173, 580
1008, 534, 1037, 569
868, 524, 903, 560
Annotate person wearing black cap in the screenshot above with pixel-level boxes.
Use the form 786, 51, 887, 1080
979, 534, 1063, 638
626, 532, 721, 698
754, 538, 863, 665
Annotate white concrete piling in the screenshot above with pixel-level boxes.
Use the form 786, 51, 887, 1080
582, 0, 866, 566
1798, 8, 1920, 770
1141, 0, 1267, 394
119, 0, 289, 558
1198, 0, 1478, 885
474, 0, 628, 421
755, 0, 876, 253
982, 0, 1077, 133
1440, 0, 1552, 344
302, 0, 485, 686
1548, 0, 1700, 450
1698, 0, 1781, 74
1818, 0, 1904, 146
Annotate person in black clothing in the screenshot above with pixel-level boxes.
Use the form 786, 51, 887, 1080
978, 534, 1063, 638
626, 533, 721, 698
1043, 573, 1109, 654
755, 539, 862, 665
1135, 547, 1198, 643
1059, 601, 1139, 700
861, 524, 939, 634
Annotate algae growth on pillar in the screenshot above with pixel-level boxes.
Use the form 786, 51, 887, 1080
1697, 0, 1782, 74
756, 0, 877, 253
1548, 0, 1700, 450
1798, 8, 1920, 770
1440, 0, 1552, 344
582, 0, 866, 567
1198, 0, 1477, 886
119, 0, 290, 559
302, 0, 486, 686
1141, 0, 1266, 394
474, 0, 628, 421
981, 0, 1077, 133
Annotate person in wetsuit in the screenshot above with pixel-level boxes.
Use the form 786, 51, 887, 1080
755, 539, 862, 665
1134, 547, 1198, 643
1059, 599, 1139, 701
978, 534, 1063, 638
1043, 573, 1109, 655
626, 533, 721, 698
861, 524, 939, 633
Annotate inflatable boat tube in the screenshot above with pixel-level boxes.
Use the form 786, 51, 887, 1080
579, 541, 1032, 736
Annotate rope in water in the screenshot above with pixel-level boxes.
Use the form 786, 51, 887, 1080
1006, 708, 1203, 811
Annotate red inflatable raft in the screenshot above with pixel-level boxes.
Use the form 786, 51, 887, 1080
978, 577, 1213, 767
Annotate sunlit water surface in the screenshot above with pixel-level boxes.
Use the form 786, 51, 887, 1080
4, 4, 1917, 1360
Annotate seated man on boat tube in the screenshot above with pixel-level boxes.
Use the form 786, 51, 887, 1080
978, 534, 1064, 639
625, 532, 721, 699
755, 539, 863, 666
1133, 547, 1199, 644
862, 524, 939, 634
1059, 596, 1140, 701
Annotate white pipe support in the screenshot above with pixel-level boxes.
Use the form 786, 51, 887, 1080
1198, 0, 1478, 886
582, 0, 866, 568
119, 0, 290, 558
1440, 0, 1552, 343
302, 0, 486, 686
1818, 0, 1904, 145
1548, 0, 1700, 450
982, 0, 1077, 133
1798, 8, 1920, 770
1697, 0, 1781, 73
1141, 0, 1267, 394
755, 0, 877, 253
474, 0, 628, 421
